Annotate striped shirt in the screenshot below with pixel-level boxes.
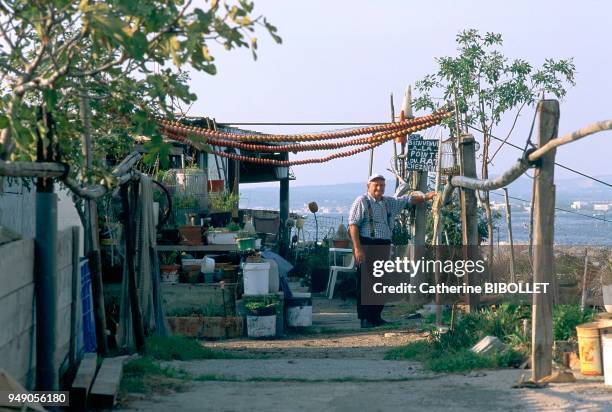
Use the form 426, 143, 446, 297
348, 193, 414, 240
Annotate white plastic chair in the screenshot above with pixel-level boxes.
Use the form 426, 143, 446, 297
326, 248, 357, 299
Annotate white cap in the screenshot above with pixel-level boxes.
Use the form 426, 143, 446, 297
368, 174, 385, 182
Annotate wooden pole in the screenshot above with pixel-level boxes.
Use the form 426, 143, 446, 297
80, 94, 108, 356
503, 188, 516, 283
390, 93, 399, 191
121, 182, 146, 353
580, 248, 589, 311
459, 134, 479, 311
531, 99, 559, 381
279, 152, 290, 257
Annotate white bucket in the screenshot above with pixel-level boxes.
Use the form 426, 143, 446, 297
602, 285, 612, 313
247, 315, 276, 338
243, 262, 270, 295
286, 292, 312, 327
287, 305, 312, 327
603, 332, 612, 386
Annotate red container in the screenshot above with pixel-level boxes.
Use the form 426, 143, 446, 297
208, 179, 225, 192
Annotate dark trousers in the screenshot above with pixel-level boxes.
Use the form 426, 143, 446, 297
356, 237, 391, 322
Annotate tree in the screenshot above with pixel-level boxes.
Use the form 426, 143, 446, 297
0, 0, 281, 170
414, 29, 575, 259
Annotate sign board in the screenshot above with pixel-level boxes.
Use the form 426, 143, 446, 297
406, 135, 439, 172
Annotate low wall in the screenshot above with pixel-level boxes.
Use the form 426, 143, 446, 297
0, 227, 79, 389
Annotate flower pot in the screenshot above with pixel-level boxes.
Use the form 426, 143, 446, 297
236, 237, 257, 251
332, 239, 350, 248
246, 315, 276, 338
209, 212, 232, 228
207, 231, 238, 245
160, 264, 180, 283
181, 265, 202, 283
179, 226, 203, 245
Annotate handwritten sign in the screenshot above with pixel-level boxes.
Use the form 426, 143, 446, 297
406, 135, 439, 172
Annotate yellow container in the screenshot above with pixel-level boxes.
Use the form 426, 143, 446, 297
576, 322, 602, 376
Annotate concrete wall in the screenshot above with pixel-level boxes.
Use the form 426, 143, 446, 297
0, 178, 36, 238
0, 227, 78, 389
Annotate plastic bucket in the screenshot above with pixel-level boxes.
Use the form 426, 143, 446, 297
576, 322, 603, 375
247, 315, 276, 338
243, 262, 271, 295
286, 293, 312, 327
603, 332, 612, 386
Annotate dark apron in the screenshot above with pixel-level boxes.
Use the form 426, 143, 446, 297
357, 236, 391, 322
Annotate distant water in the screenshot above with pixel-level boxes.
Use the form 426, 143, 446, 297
240, 185, 612, 246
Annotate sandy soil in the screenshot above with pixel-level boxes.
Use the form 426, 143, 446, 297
117, 296, 612, 412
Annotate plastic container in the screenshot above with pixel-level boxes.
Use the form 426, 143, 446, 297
247, 315, 276, 338
207, 231, 238, 245
576, 322, 603, 375
236, 237, 257, 251
286, 292, 313, 327
201, 257, 215, 274
243, 262, 271, 295
603, 332, 612, 386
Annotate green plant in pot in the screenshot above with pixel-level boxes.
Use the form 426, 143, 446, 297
333, 222, 350, 248
236, 230, 257, 251
305, 245, 330, 293
208, 191, 239, 227
160, 251, 180, 283
245, 298, 277, 317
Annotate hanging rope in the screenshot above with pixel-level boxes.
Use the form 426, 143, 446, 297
159, 116, 442, 153
162, 129, 385, 166
156, 109, 452, 143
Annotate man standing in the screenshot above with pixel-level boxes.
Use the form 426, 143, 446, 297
348, 174, 435, 328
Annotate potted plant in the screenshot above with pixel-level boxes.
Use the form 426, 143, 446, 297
236, 230, 257, 251
208, 191, 239, 227
333, 222, 350, 248
207, 221, 241, 245
245, 298, 277, 338
160, 251, 180, 283
305, 245, 329, 293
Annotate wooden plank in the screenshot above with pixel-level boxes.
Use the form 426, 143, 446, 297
70, 353, 98, 411
89, 356, 127, 410
531, 99, 559, 381
156, 244, 237, 252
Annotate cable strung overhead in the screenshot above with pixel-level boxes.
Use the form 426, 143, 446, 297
157, 109, 452, 166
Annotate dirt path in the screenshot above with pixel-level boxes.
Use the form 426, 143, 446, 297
117, 297, 612, 411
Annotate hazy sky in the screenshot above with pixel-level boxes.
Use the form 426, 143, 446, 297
188, 0, 612, 189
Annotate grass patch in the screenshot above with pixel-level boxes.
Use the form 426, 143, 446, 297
120, 356, 192, 395
385, 341, 523, 373
145, 336, 236, 360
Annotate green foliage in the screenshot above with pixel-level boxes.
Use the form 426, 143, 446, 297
425, 193, 500, 245
121, 356, 191, 394
414, 29, 575, 134
173, 194, 198, 209
160, 251, 179, 265
244, 296, 278, 314
391, 222, 411, 245
385, 341, 523, 373
209, 192, 239, 212
0, 0, 282, 183
225, 221, 241, 232
552, 305, 597, 341
145, 336, 235, 361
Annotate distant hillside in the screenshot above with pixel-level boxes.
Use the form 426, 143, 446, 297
239, 174, 612, 212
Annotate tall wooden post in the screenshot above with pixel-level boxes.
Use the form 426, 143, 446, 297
503, 188, 516, 283
279, 152, 290, 258
80, 94, 108, 356
459, 134, 479, 311
531, 99, 559, 381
